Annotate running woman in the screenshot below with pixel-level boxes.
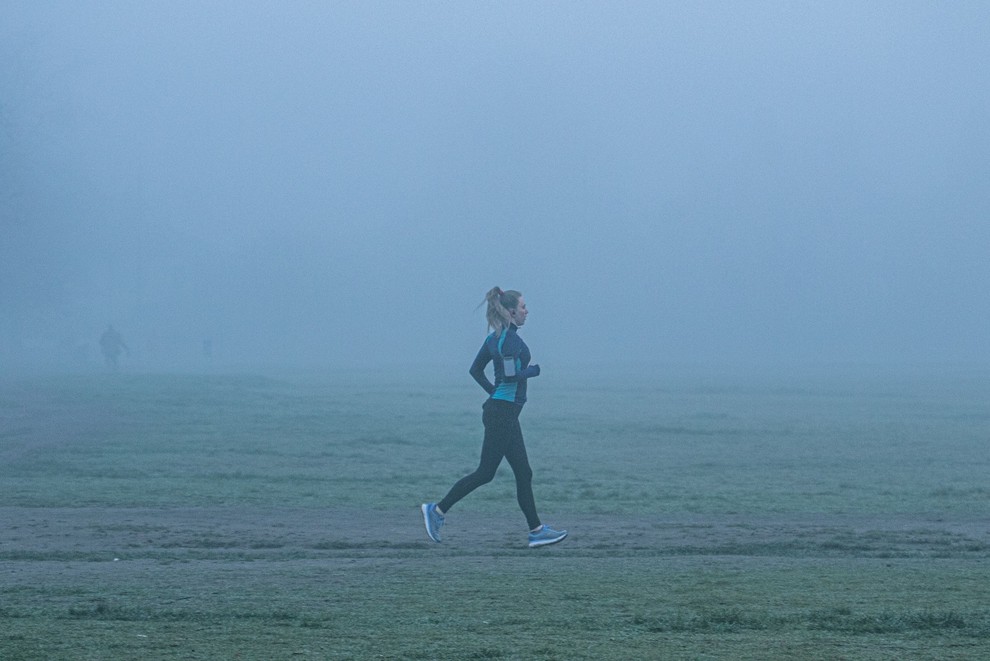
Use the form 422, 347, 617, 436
422, 287, 567, 548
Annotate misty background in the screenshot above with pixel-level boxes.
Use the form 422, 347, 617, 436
2, 2, 987, 375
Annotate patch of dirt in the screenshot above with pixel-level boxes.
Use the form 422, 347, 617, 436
1, 506, 987, 563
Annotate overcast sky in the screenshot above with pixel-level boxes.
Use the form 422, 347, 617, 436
2, 1, 988, 372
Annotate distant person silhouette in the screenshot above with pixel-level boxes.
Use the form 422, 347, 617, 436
99, 325, 128, 370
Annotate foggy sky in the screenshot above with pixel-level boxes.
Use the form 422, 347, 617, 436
3, 1, 988, 372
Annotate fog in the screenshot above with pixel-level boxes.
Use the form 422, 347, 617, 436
3, 2, 988, 374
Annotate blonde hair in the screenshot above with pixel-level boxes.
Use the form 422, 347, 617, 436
483, 287, 522, 336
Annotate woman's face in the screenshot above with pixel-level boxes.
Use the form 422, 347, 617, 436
509, 297, 528, 327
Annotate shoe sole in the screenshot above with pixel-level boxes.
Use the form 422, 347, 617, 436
421, 504, 441, 543
528, 531, 567, 548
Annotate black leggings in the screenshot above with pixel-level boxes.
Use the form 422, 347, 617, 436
438, 399, 541, 530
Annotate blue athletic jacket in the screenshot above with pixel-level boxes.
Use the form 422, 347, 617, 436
469, 324, 541, 405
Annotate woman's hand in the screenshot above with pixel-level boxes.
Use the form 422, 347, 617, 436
518, 364, 541, 379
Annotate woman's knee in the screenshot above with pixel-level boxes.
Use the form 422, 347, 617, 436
470, 468, 498, 486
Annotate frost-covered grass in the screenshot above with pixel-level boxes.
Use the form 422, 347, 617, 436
1, 367, 988, 659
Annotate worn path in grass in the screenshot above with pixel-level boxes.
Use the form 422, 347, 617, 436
2, 506, 989, 561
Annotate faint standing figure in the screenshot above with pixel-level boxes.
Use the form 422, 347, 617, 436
99, 325, 129, 370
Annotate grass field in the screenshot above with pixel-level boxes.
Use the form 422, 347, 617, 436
1, 366, 988, 659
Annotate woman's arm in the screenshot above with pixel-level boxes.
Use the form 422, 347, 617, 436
469, 343, 495, 394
